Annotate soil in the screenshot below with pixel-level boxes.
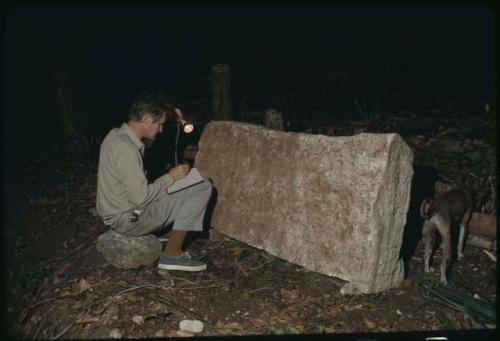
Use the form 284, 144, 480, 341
3, 73, 497, 339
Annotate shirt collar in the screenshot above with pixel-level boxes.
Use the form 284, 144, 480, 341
121, 122, 145, 154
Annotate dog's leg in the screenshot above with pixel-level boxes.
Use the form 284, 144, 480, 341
423, 220, 434, 273
457, 209, 472, 259
433, 215, 451, 285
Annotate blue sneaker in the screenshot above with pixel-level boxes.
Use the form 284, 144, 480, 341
157, 252, 207, 271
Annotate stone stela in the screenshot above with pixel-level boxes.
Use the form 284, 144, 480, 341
195, 121, 414, 294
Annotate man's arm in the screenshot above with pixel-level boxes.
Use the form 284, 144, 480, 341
119, 147, 174, 209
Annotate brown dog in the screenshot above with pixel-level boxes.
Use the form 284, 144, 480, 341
420, 187, 473, 284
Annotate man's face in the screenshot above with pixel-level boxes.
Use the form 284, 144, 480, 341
142, 113, 166, 140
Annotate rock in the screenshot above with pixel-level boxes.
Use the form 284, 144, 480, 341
109, 328, 122, 338
96, 230, 162, 269
179, 319, 204, 333
195, 121, 414, 294
154, 329, 166, 337
176, 330, 195, 337
132, 315, 144, 325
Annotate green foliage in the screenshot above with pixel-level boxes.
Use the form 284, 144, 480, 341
419, 279, 496, 328
353, 97, 384, 121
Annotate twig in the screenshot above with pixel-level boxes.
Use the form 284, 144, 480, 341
198, 240, 226, 260
173, 277, 222, 284
483, 249, 496, 262
469, 116, 496, 128
30, 278, 109, 314
248, 287, 273, 294
50, 309, 89, 340
46, 241, 90, 267
113, 283, 161, 296
120, 283, 206, 321
236, 262, 249, 276
170, 277, 198, 285
173, 281, 234, 291
31, 297, 57, 310
49, 283, 161, 339
249, 258, 275, 273
33, 307, 54, 339
436, 174, 456, 185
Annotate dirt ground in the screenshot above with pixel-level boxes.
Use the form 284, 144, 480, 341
3, 77, 497, 339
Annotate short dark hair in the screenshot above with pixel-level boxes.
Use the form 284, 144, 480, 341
128, 91, 175, 122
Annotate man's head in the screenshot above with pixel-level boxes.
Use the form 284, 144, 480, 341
128, 91, 175, 140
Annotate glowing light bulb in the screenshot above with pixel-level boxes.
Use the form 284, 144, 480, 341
183, 123, 194, 133
177, 117, 194, 134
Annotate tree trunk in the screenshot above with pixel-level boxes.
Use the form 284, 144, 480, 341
211, 63, 233, 121
53, 65, 76, 139
264, 109, 284, 131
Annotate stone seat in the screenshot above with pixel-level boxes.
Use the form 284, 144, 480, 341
96, 229, 162, 269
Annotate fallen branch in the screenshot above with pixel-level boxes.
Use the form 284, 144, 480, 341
198, 240, 226, 260
33, 307, 54, 339
119, 282, 206, 321
236, 262, 249, 276
249, 257, 275, 273
248, 287, 273, 294
173, 280, 234, 291
483, 249, 496, 262
50, 309, 89, 340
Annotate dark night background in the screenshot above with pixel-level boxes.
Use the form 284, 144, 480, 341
3, 4, 496, 169
2, 5, 498, 337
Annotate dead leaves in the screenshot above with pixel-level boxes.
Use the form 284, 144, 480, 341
55, 277, 105, 299
280, 288, 300, 301
363, 318, 377, 329
399, 278, 413, 290
52, 262, 72, 284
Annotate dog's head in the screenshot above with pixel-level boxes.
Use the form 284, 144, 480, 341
420, 197, 434, 220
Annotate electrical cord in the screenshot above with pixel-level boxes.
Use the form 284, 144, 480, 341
174, 122, 180, 166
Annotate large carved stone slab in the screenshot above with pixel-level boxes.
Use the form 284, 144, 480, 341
195, 121, 414, 294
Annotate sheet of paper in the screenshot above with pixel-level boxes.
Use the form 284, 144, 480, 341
167, 168, 204, 194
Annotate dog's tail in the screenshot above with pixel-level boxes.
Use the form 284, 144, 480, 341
420, 197, 434, 220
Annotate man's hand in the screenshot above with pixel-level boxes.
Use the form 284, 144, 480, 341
168, 163, 190, 181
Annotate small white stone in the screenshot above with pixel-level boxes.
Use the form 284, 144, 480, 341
154, 329, 165, 337
176, 330, 194, 337
396, 309, 403, 316
109, 328, 122, 338
132, 315, 144, 325
179, 319, 204, 333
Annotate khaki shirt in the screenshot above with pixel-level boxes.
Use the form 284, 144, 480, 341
96, 123, 174, 225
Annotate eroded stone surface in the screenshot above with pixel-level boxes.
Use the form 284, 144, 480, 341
96, 230, 162, 269
195, 121, 414, 294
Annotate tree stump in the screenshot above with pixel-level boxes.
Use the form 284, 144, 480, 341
211, 63, 233, 121
264, 109, 284, 131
